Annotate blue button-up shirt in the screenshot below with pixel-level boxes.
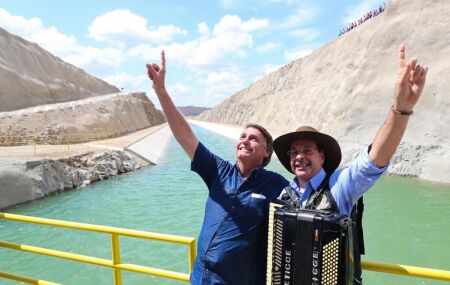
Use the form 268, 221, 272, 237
190, 142, 289, 285
283, 145, 388, 216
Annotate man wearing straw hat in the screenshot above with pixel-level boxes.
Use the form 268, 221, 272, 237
272, 44, 428, 284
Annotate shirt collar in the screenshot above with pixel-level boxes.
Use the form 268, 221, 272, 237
234, 163, 264, 179
290, 168, 326, 192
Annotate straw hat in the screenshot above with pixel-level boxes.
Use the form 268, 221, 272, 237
273, 126, 342, 173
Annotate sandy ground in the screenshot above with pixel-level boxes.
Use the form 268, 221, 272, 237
0, 124, 167, 163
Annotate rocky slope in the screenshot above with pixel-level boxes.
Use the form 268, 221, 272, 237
199, 0, 450, 183
0, 27, 119, 112
0, 27, 166, 144
0, 92, 165, 145
0, 151, 147, 209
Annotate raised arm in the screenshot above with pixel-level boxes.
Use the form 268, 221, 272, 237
369, 44, 428, 167
147, 51, 199, 159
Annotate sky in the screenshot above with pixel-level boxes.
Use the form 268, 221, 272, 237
0, 0, 385, 108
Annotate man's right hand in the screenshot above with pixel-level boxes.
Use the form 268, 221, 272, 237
146, 50, 166, 93
145, 51, 199, 159
394, 44, 428, 113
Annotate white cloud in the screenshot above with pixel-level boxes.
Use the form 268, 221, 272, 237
0, 8, 42, 35
187, 15, 268, 67
284, 49, 313, 61
241, 18, 270, 32
102, 72, 164, 108
102, 71, 197, 108
213, 15, 269, 35
128, 45, 163, 61
129, 15, 269, 70
102, 72, 148, 91
255, 42, 282, 53
31, 27, 78, 53
64, 47, 125, 68
197, 22, 210, 37
200, 70, 246, 106
288, 28, 319, 42
128, 41, 198, 68
278, 5, 317, 29
0, 8, 125, 69
0, 8, 77, 53
88, 9, 187, 45
168, 83, 193, 96
148, 82, 197, 108
218, 0, 236, 9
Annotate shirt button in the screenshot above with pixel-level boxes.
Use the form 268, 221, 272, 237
231, 206, 235, 210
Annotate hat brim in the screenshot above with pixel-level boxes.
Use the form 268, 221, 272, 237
273, 131, 341, 174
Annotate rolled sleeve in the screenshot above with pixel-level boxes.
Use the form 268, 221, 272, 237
191, 142, 232, 190
331, 144, 388, 216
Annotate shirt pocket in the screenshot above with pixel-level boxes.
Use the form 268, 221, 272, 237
248, 193, 269, 222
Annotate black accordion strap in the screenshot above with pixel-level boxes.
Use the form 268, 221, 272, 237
356, 197, 365, 254
305, 172, 337, 210
282, 186, 301, 208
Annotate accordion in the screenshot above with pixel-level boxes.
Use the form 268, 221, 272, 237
267, 203, 354, 285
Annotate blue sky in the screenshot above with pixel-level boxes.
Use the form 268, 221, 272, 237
0, 0, 385, 108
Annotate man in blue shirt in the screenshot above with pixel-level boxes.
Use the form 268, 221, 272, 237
272, 44, 428, 284
147, 52, 289, 284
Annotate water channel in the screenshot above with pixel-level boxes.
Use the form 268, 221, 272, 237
1, 126, 449, 284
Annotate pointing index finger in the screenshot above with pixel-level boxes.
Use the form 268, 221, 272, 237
161, 50, 166, 70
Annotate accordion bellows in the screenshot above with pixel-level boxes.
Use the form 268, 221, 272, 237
267, 203, 354, 285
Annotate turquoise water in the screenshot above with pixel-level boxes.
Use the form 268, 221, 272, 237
1, 126, 449, 285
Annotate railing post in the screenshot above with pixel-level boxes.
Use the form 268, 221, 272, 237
188, 239, 196, 274
111, 234, 123, 285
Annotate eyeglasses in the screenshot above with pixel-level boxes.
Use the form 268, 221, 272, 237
287, 147, 318, 158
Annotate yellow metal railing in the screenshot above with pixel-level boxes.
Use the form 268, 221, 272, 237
0, 270, 61, 285
1, 213, 449, 284
0, 212, 196, 285
362, 260, 450, 282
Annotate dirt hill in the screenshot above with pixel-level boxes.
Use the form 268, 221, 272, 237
198, 0, 450, 183
0, 27, 120, 112
0, 28, 165, 143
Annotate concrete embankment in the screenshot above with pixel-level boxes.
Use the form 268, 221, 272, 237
125, 125, 172, 164
0, 124, 172, 209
